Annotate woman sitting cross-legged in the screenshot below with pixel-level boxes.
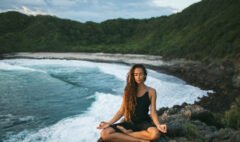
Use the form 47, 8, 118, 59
97, 64, 167, 142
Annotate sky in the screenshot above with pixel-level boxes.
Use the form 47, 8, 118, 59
0, 0, 201, 22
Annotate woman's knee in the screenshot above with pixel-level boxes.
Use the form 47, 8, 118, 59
151, 131, 160, 140
148, 128, 160, 140
101, 128, 115, 141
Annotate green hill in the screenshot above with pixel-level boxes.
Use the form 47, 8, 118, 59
0, 0, 239, 60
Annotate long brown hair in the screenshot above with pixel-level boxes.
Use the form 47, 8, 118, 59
123, 64, 147, 122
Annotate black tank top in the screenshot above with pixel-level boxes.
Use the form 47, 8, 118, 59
132, 91, 152, 123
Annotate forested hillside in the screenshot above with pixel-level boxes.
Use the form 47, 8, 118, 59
0, 0, 239, 60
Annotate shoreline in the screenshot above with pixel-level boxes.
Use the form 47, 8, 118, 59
1, 52, 167, 66
1, 52, 200, 67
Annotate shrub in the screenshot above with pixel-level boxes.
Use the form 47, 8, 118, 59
223, 96, 240, 129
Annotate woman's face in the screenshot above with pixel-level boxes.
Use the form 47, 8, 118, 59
133, 67, 145, 84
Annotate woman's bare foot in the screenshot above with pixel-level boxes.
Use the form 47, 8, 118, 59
116, 125, 133, 134
116, 126, 150, 142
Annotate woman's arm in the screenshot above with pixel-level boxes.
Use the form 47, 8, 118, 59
149, 88, 167, 133
149, 88, 161, 126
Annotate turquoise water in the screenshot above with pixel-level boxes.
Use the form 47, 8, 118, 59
0, 59, 211, 142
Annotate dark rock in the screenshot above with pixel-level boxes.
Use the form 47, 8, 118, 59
157, 104, 240, 142
157, 107, 169, 116
191, 110, 218, 127
229, 131, 240, 142
232, 73, 240, 88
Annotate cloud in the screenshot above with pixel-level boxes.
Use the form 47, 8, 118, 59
18, 6, 51, 16
0, 0, 201, 22
0, 5, 53, 17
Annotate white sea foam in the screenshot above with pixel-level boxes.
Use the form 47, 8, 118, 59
0, 114, 34, 129
4, 92, 122, 142
0, 62, 41, 72
146, 76, 212, 107
18, 116, 34, 122
97, 63, 129, 81
1, 59, 96, 68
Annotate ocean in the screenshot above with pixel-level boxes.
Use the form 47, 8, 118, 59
0, 59, 211, 142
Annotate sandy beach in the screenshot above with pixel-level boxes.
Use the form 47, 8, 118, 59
2, 52, 200, 67
2, 52, 166, 65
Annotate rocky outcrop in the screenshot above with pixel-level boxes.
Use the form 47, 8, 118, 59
156, 104, 240, 142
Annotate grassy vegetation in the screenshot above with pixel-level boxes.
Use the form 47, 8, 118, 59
182, 122, 204, 141
223, 96, 240, 129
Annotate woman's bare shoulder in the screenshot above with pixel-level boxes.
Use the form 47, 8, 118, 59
147, 87, 156, 96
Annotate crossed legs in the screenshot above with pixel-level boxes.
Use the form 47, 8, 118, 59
101, 126, 160, 142
117, 125, 160, 141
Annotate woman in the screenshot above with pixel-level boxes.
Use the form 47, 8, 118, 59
97, 64, 167, 142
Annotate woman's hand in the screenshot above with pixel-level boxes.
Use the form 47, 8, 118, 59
97, 121, 110, 129
156, 124, 167, 133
